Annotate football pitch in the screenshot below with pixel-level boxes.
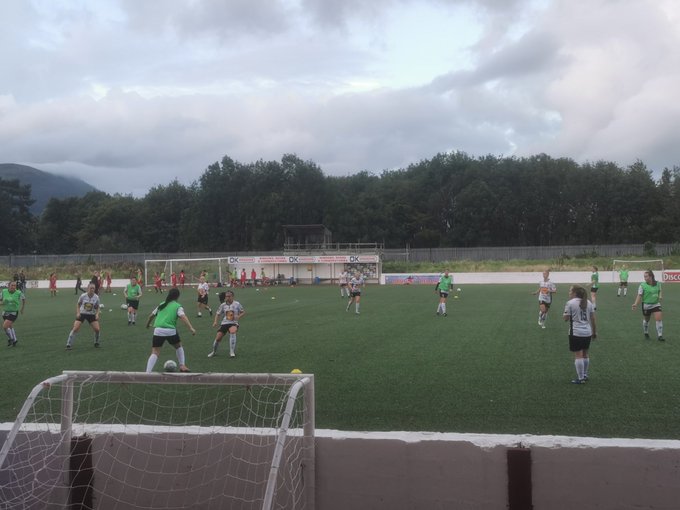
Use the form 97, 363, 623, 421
2, 282, 679, 439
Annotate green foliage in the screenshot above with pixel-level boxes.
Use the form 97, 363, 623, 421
2, 284, 679, 439
5, 153, 680, 254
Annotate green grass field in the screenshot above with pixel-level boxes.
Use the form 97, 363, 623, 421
2, 282, 679, 439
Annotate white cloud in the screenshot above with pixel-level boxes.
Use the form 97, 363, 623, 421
1, 0, 680, 196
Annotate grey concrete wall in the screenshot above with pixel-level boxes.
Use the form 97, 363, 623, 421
2, 427, 680, 509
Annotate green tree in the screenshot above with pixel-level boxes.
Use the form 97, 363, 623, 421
0, 178, 36, 254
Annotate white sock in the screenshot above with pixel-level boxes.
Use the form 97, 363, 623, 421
212, 340, 219, 353
8, 328, 16, 342
574, 358, 585, 380
176, 347, 186, 366
355, 303, 360, 313
583, 358, 590, 378
643, 320, 649, 334
67, 331, 76, 346
442, 304, 446, 315
93, 331, 100, 344
146, 353, 158, 373
230, 334, 237, 352
656, 321, 663, 337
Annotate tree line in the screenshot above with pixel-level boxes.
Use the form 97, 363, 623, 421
2, 152, 679, 255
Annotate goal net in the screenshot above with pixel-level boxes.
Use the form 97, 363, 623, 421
0, 371, 315, 510
612, 259, 664, 283
144, 257, 231, 288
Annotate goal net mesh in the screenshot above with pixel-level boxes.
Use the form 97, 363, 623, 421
0, 371, 315, 510
144, 258, 231, 288
611, 259, 664, 283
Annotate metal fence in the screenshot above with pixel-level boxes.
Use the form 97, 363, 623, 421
1, 244, 678, 268
382, 243, 680, 262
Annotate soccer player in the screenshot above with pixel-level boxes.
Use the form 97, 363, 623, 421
240, 269, 247, 287
208, 290, 246, 358
1, 280, 25, 347
590, 266, 599, 309
251, 268, 257, 286
339, 270, 350, 298
75, 273, 85, 294
563, 285, 597, 384
144, 288, 195, 373
124, 276, 143, 325
66, 283, 101, 349
179, 269, 186, 288
196, 276, 212, 317
90, 271, 101, 295
618, 265, 629, 297
171, 271, 177, 288
49, 273, 58, 297
533, 270, 557, 329
632, 270, 664, 341
346, 272, 364, 314
153, 272, 163, 293
105, 271, 112, 293
435, 270, 453, 316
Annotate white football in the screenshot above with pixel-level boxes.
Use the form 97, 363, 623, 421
120, 303, 127, 310
163, 360, 178, 372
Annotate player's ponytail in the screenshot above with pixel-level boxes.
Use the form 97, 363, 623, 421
572, 285, 588, 311
158, 288, 180, 311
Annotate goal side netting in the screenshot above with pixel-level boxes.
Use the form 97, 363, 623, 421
0, 371, 315, 510
611, 259, 664, 283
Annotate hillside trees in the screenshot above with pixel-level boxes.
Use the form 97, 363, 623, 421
21, 153, 680, 254
0, 178, 35, 254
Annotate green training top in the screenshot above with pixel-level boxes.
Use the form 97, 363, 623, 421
591, 272, 599, 288
438, 275, 453, 292
126, 283, 142, 300
619, 269, 629, 282
1, 288, 23, 313
640, 282, 661, 304
154, 301, 182, 329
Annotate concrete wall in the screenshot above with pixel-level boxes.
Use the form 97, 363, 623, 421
3, 427, 680, 509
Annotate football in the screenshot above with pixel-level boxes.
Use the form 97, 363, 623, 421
120, 303, 127, 310
163, 360, 178, 372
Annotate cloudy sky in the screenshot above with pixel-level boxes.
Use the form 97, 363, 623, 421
2, 0, 680, 196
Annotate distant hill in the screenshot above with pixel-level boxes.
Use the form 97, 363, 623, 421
0, 163, 98, 215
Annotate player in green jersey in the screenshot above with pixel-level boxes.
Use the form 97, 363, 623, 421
1, 281, 26, 347
617, 265, 629, 297
590, 266, 599, 310
435, 270, 453, 316
632, 270, 664, 341
125, 276, 143, 325
145, 288, 196, 372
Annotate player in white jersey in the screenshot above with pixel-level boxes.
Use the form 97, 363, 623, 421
533, 270, 556, 329
346, 272, 365, 314
196, 276, 213, 317
208, 290, 245, 358
338, 270, 350, 298
66, 283, 101, 349
563, 285, 597, 384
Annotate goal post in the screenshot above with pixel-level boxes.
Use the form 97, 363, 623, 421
612, 259, 664, 283
0, 371, 315, 510
144, 257, 231, 287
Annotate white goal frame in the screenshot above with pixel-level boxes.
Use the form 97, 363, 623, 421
611, 259, 664, 282
0, 371, 315, 510
144, 256, 231, 287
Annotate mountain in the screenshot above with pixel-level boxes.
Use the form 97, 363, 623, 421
0, 163, 98, 215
